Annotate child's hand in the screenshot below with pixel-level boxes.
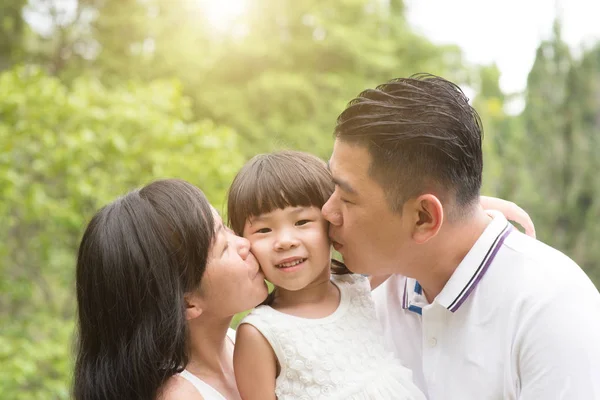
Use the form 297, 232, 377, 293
480, 196, 536, 238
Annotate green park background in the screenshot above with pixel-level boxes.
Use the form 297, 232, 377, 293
1, 0, 599, 398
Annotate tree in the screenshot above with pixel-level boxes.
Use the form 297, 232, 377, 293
521, 21, 572, 244
521, 21, 600, 284
557, 43, 600, 283
0, 0, 27, 69
0, 65, 244, 398
474, 64, 535, 206
80, 0, 468, 158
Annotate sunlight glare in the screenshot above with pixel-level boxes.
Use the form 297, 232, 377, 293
198, 0, 248, 32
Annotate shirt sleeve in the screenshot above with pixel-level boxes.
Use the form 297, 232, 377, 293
514, 285, 600, 399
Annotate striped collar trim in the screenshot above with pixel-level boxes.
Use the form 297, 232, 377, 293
403, 212, 513, 314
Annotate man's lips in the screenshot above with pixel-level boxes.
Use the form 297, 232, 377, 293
329, 228, 342, 249
331, 239, 343, 251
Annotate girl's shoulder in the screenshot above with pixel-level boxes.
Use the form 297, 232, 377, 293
243, 303, 275, 317
332, 274, 374, 308
238, 304, 278, 328
332, 273, 370, 291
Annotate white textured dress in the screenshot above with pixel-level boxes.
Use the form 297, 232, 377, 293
240, 274, 426, 400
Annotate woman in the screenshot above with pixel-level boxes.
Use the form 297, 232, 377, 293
74, 179, 268, 400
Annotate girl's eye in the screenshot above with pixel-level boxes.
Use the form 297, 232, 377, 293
295, 219, 311, 226
256, 228, 271, 234
341, 198, 352, 204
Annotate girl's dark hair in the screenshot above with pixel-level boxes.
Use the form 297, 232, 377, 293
227, 151, 333, 236
74, 179, 215, 400
227, 150, 350, 288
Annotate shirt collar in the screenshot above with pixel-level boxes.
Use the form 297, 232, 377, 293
403, 211, 513, 314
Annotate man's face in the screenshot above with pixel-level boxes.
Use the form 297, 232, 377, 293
322, 139, 414, 276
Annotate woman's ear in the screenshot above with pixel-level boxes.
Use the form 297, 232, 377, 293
184, 292, 204, 321
409, 194, 444, 244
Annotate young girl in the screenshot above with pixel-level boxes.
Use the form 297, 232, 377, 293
228, 150, 535, 400
228, 151, 426, 399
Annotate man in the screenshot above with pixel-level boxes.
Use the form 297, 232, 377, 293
322, 74, 600, 399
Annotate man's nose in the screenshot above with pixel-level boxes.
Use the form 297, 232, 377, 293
322, 196, 342, 226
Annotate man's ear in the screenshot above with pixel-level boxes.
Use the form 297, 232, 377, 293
407, 194, 444, 244
184, 292, 204, 321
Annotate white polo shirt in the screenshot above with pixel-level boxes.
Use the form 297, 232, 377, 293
372, 212, 600, 399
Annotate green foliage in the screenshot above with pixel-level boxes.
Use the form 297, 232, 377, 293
84, 0, 466, 159
474, 64, 533, 200
0, 66, 244, 398
2, 2, 599, 398
0, 0, 27, 67
518, 24, 600, 283
466, 24, 600, 285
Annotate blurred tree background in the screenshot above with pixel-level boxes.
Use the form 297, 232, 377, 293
1, 0, 598, 398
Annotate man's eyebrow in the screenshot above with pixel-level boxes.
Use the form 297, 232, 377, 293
332, 176, 356, 195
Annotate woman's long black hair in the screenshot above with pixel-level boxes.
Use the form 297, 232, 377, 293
74, 179, 215, 400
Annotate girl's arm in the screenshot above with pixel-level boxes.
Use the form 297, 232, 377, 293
234, 323, 278, 400
480, 196, 536, 238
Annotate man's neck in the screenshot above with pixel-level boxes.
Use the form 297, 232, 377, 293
419, 208, 493, 303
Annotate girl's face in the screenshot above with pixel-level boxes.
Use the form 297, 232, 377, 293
197, 209, 268, 317
243, 206, 332, 292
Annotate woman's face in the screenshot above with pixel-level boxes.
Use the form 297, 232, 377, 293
197, 209, 268, 317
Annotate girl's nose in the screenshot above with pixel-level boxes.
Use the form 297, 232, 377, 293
274, 229, 299, 250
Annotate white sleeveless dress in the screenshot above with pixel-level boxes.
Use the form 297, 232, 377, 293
178, 328, 236, 400
240, 274, 426, 399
